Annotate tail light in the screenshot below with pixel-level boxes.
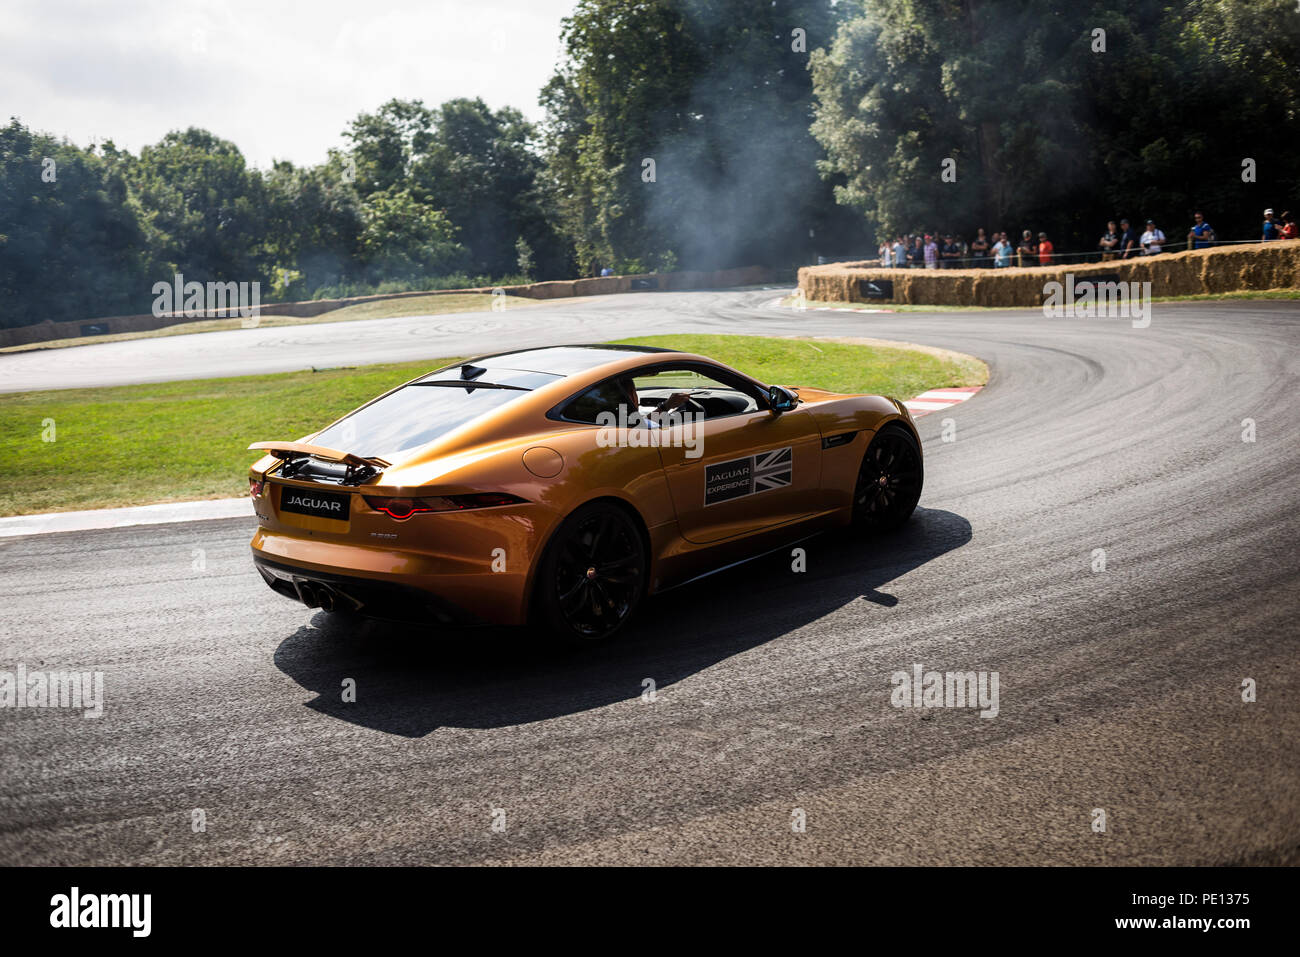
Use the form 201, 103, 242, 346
249, 478, 264, 498
363, 492, 526, 520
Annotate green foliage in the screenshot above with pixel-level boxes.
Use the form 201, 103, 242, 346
0, 100, 560, 328
0, 120, 155, 325
811, 0, 1300, 246
542, 0, 866, 275
127, 128, 270, 283
307, 273, 533, 301
515, 236, 536, 278
344, 97, 569, 278
357, 186, 465, 281
263, 155, 362, 293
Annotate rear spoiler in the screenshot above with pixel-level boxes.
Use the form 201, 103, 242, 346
248, 441, 391, 485
248, 441, 391, 469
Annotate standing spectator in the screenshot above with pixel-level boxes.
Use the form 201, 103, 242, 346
878, 239, 892, 267
970, 228, 991, 267
1262, 209, 1282, 241
892, 236, 907, 269
1037, 232, 1054, 265
911, 235, 924, 267
1187, 211, 1215, 250
1098, 221, 1120, 260
1281, 211, 1298, 241
993, 232, 1012, 268
924, 234, 939, 269
1016, 230, 1036, 267
1140, 219, 1167, 255
941, 234, 961, 268
1118, 218, 1139, 259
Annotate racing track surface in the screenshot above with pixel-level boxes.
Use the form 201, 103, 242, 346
1, 292, 1298, 865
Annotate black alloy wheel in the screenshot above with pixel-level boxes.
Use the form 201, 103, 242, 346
853, 425, 924, 532
538, 502, 647, 642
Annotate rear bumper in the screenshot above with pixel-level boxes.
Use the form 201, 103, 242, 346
248, 507, 555, 625
253, 555, 485, 626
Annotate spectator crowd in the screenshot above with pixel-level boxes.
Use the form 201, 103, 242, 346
876, 209, 1297, 269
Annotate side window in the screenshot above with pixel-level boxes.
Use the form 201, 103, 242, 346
631, 367, 761, 419
562, 379, 628, 424
557, 364, 765, 425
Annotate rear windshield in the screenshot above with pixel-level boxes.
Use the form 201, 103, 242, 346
311, 383, 529, 457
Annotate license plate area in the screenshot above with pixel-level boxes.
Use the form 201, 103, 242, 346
278, 485, 351, 521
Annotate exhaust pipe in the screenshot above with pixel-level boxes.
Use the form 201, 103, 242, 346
293, 579, 357, 613
296, 581, 322, 608
316, 586, 337, 613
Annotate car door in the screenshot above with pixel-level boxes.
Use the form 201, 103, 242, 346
657, 403, 823, 545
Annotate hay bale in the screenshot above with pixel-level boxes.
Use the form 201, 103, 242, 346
799, 240, 1300, 306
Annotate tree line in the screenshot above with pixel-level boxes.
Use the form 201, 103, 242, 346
2, 0, 1296, 329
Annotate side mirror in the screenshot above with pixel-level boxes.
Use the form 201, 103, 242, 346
767, 385, 799, 413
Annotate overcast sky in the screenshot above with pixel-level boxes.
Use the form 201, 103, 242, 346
1, 0, 576, 168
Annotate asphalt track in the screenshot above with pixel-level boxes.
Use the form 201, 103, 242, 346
1, 290, 1297, 865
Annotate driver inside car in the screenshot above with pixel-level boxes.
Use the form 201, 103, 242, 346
619, 376, 695, 427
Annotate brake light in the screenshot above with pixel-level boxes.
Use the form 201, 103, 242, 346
249, 479, 264, 498
363, 493, 526, 519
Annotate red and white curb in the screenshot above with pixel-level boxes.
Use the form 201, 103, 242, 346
903, 386, 983, 418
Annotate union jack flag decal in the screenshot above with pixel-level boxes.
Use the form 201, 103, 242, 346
752, 447, 793, 492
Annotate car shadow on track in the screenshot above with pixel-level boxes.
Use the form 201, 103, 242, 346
271, 505, 972, 737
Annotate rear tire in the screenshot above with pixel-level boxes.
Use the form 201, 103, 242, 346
534, 502, 647, 644
852, 424, 923, 532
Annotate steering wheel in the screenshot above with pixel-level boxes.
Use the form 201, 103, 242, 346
649, 391, 708, 423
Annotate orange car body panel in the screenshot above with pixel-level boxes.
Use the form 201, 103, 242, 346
247, 349, 919, 626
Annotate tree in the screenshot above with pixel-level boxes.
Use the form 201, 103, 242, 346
0, 119, 155, 327
515, 236, 536, 279
544, 0, 863, 275
263, 154, 363, 294
127, 128, 270, 284
812, 1, 1091, 242
357, 186, 465, 282
344, 97, 568, 278
344, 99, 435, 197
811, 0, 1300, 249
414, 98, 564, 277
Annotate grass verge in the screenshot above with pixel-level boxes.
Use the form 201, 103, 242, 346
0, 335, 985, 516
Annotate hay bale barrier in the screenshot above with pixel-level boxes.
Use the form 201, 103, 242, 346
798, 240, 1300, 308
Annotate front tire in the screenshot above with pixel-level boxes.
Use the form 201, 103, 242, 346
535, 502, 647, 643
852, 424, 923, 532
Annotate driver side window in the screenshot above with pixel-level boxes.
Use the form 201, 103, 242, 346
630, 367, 760, 419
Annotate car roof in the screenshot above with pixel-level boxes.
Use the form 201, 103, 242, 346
309, 345, 766, 461
438, 344, 677, 378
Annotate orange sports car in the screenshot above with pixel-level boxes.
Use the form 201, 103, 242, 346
247, 345, 923, 642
